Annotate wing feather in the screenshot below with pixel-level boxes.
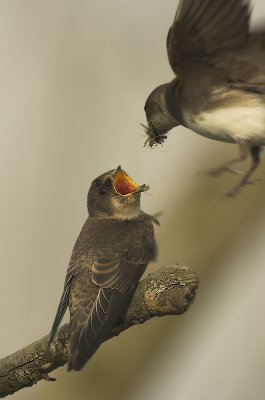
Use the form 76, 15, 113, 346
68, 237, 154, 370
48, 263, 77, 344
167, 0, 250, 73
68, 271, 143, 370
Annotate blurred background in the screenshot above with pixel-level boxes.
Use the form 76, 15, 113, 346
0, 0, 265, 399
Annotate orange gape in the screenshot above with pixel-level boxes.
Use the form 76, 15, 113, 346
114, 171, 139, 196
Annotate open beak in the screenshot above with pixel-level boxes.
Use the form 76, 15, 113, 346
113, 166, 149, 196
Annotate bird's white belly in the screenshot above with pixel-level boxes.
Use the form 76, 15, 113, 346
184, 98, 265, 145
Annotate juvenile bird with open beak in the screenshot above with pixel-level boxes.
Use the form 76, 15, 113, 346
143, 0, 265, 196
49, 166, 157, 371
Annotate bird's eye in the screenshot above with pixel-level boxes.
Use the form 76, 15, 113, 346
99, 187, 108, 195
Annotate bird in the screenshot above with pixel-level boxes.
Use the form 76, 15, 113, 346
143, 0, 265, 197
48, 166, 157, 371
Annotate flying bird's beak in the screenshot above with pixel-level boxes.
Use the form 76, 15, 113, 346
113, 166, 149, 196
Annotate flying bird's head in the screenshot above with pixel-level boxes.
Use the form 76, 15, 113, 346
143, 81, 180, 148
87, 166, 149, 219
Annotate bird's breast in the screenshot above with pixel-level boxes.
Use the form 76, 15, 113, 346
182, 89, 265, 145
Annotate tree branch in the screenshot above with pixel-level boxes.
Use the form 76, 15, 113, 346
0, 264, 198, 398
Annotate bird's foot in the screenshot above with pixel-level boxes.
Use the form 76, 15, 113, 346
206, 165, 242, 178
225, 180, 252, 198
225, 177, 263, 198
40, 363, 56, 381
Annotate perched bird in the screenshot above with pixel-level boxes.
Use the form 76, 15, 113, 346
143, 0, 265, 196
49, 166, 157, 371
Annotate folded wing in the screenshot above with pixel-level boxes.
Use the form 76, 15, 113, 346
68, 243, 155, 370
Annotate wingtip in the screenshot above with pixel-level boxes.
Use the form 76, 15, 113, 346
67, 355, 86, 372
67, 363, 73, 372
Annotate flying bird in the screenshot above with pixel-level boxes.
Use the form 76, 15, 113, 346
143, 0, 265, 196
49, 166, 157, 371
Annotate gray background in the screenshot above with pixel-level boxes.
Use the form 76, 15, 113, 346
1, 1, 265, 399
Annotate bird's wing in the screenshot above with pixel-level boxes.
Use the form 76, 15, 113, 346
68, 224, 156, 370
210, 31, 265, 86
48, 261, 77, 344
49, 245, 150, 346
92, 243, 154, 292
167, 0, 250, 73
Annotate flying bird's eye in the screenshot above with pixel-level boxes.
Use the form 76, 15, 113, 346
99, 187, 108, 196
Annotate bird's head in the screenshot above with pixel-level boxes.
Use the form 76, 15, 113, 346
143, 81, 180, 148
87, 166, 149, 219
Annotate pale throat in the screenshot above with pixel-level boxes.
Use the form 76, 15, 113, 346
111, 197, 141, 220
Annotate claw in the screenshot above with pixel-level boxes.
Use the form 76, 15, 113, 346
40, 363, 56, 381
225, 177, 262, 198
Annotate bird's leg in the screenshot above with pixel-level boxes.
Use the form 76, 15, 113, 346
226, 145, 261, 197
206, 143, 248, 177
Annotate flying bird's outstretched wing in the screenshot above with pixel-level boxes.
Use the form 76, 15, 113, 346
167, 0, 250, 73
